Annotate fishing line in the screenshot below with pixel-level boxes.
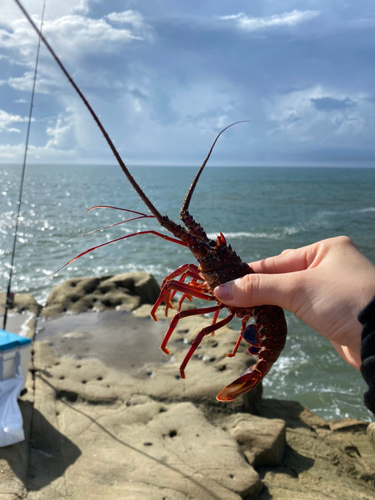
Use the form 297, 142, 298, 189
2, 0, 46, 330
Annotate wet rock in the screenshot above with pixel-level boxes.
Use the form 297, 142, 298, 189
27, 342, 262, 499
26, 342, 375, 500
33, 326, 262, 413
42, 272, 160, 319
329, 418, 369, 433
367, 422, 375, 450
256, 399, 375, 499
0, 292, 41, 340
2, 274, 374, 499
106, 272, 160, 305
224, 413, 286, 466
39, 286, 263, 412
139, 311, 263, 413
0, 292, 41, 317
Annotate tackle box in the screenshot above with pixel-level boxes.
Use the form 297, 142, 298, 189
0, 329, 31, 389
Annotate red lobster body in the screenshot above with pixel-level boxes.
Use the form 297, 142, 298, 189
149, 208, 287, 402
17, 0, 287, 402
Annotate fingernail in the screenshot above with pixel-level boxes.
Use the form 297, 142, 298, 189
214, 282, 233, 301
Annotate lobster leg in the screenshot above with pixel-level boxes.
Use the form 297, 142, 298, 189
176, 291, 189, 312
151, 279, 215, 321
168, 275, 190, 316
160, 263, 201, 289
226, 334, 242, 358
179, 313, 235, 378
225, 315, 252, 358
162, 265, 204, 314
212, 308, 221, 325
169, 274, 204, 313
169, 275, 196, 303
160, 305, 222, 354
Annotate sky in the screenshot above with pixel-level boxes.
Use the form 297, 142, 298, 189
0, 0, 375, 166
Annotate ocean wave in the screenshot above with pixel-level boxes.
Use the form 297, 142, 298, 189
208, 226, 301, 241
208, 231, 283, 240
207, 231, 279, 239
350, 207, 375, 214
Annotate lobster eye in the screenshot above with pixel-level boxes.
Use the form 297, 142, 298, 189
209, 240, 216, 246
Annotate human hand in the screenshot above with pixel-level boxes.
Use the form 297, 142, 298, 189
214, 236, 375, 370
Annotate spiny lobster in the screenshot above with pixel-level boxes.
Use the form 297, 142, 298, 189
16, 0, 287, 401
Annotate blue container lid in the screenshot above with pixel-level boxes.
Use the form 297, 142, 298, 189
0, 329, 32, 351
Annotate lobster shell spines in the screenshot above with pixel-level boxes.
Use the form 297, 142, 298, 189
198, 243, 254, 290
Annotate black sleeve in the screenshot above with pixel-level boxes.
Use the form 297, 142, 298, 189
358, 296, 375, 415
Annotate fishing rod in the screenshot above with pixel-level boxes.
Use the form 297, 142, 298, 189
2, 0, 46, 330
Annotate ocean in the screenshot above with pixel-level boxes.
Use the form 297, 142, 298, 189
1, 163, 375, 421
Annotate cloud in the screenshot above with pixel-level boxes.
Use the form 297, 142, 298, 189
72, 0, 90, 15
2, 0, 92, 23
0, 142, 76, 162
0, 106, 74, 160
0, 109, 32, 131
45, 114, 74, 149
2, 1, 375, 166
311, 97, 356, 111
0, 9, 152, 62
0, 106, 76, 162
2, 72, 36, 93
0, 70, 61, 94
171, 85, 237, 132
265, 86, 374, 147
106, 10, 147, 29
0, 8, 154, 98
220, 10, 320, 31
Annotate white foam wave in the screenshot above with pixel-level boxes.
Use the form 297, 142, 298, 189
208, 231, 283, 240
350, 207, 375, 214
283, 226, 300, 235
208, 225, 301, 241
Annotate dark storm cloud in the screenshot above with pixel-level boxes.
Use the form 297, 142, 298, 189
311, 97, 356, 111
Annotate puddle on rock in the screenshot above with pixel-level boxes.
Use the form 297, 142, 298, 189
36, 310, 169, 377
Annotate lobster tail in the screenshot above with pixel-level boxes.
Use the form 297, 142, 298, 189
216, 362, 267, 402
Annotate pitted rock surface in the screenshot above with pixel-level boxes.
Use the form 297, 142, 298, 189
41, 272, 160, 319
2, 274, 375, 499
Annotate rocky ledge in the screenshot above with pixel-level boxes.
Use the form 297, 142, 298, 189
1, 272, 375, 499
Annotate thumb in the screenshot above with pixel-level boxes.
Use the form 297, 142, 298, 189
214, 272, 302, 312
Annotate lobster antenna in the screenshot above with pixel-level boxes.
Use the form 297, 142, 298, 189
181, 121, 250, 214
14, 0, 164, 223
67, 215, 154, 242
